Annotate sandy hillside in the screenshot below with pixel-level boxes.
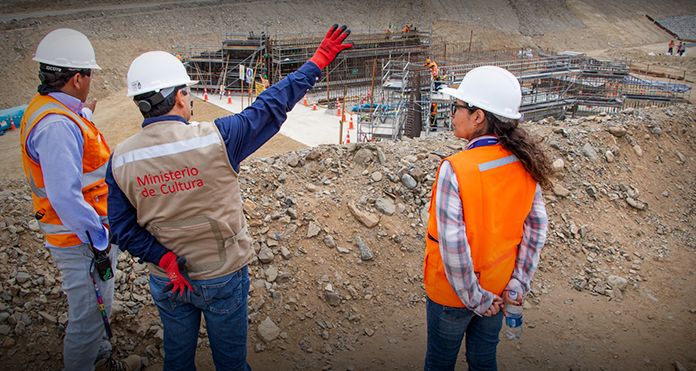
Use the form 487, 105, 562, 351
0, 1, 695, 371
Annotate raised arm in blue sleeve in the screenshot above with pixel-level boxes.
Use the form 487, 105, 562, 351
215, 61, 322, 171
106, 155, 169, 264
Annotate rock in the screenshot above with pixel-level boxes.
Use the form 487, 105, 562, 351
675, 361, 687, 371
374, 197, 395, 216
286, 152, 300, 167
633, 145, 643, 157
355, 236, 373, 261
258, 246, 274, 264
38, 311, 57, 325
552, 158, 564, 171
323, 235, 336, 248
677, 152, 686, 163
2, 337, 15, 349
347, 202, 380, 228
582, 143, 598, 162
607, 126, 627, 137
364, 327, 375, 336
324, 291, 341, 306
258, 317, 280, 343
552, 184, 571, 197
626, 197, 646, 210
371, 171, 383, 182
354, 148, 374, 166
401, 173, 417, 189
306, 221, 321, 238
15, 272, 30, 284
280, 246, 292, 260
605, 150, 614, 162
265, 266, 278, 283
607, 275, 628, 292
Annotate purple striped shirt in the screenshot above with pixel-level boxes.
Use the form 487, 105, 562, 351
434, 142, 548, 316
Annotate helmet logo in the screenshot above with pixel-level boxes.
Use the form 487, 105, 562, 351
131, 81, 141, 91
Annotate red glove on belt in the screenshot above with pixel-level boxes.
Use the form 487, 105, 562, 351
158, 251, 200, 302
309, 24, 354, 70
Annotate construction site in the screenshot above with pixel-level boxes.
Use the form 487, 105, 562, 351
2, 1, 696, 370
178, 21, 692, 143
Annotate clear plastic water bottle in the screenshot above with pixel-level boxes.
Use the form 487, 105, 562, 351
505, 291, 523, 340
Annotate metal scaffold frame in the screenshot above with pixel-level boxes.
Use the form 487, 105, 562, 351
177, 29, 691, 143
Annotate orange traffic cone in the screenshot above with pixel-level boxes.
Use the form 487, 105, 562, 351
348, 115, 354, 130
344, 131, 351, 144
336, 99, 341, 117
9, 117, 16, 131
367, 88, 371, 99
204, 88, 208, 101
227, 91, 232, 104
312, 100, 317, 110
303, 96, 308, 106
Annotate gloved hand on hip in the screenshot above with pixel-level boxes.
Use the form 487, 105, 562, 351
158, 251, 200, 303
309, 24, 354, 70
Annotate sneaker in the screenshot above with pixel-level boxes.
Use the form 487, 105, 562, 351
94, 355, 143, 371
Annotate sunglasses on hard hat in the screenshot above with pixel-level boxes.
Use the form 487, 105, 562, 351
450, 102, 478, 116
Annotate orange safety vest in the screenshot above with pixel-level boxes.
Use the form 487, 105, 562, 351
428, 61, 439, 78
20, 94, 111, 247
423, 143, 537, 307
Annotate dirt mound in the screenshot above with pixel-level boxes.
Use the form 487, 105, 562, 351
1, 103, 695, 370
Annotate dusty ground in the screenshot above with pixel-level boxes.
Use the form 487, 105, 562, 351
1, 1, 696, 371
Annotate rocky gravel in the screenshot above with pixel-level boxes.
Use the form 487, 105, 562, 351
1, 104, 695, 370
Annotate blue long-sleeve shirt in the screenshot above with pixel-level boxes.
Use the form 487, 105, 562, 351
106, 61, 321, 265
25, 92, 110, 249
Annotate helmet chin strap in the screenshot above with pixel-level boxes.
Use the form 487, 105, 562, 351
137, 86, 175, 112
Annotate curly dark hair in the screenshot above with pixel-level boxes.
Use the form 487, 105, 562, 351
483, 111, 553, 189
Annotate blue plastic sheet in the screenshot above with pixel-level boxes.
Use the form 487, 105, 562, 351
0, 104, 27, 131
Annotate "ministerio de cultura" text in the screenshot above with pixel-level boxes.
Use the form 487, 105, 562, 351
136, 167, 204, 197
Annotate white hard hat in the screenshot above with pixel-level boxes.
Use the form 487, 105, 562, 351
127, 51, 197, 97
440, 65, 522, 120
33, 28, 101, 70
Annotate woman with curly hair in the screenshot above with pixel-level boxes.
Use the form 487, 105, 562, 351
423, 66, 552, 370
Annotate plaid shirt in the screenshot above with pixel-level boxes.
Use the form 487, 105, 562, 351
434, 139, 548, 316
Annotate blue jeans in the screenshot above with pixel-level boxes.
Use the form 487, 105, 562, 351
424, 296, 503, 371
49, 244, 120, 371
149, 265, 251, 371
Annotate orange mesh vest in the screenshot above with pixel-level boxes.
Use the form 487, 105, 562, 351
423, 144, 537, 307
20, 94, 111, 247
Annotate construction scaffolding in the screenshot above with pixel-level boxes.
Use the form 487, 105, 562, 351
180, 26, 431, 100
178, 31, 692, 143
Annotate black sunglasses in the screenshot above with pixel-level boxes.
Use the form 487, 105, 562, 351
450, 102, 478, 115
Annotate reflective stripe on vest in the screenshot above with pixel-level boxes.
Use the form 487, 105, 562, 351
20, 94, 111, 247
112, 133, 220, 169
28, 162, 108, 199
423, 144, 537, 307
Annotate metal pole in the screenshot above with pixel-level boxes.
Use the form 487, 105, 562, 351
370, 60, 376, 123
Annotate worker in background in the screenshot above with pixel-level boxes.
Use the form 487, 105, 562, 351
106, 24, 353, 370
175, 50, 182, 61
424, 58, 440, 79
402, 23, 414, 32
423, 66, 550, 370
19, 28, 142, 371
386, 23, 393, 33
667, 39, 675, 55
429, 102, 438, 131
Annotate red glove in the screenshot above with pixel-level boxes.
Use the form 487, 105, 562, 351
158, 252, 200, 302
309, 24, 354, 70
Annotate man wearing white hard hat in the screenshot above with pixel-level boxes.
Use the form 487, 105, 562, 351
107, 25, 353, 370
19, 28, 142, 371
423, 66, 551, 370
